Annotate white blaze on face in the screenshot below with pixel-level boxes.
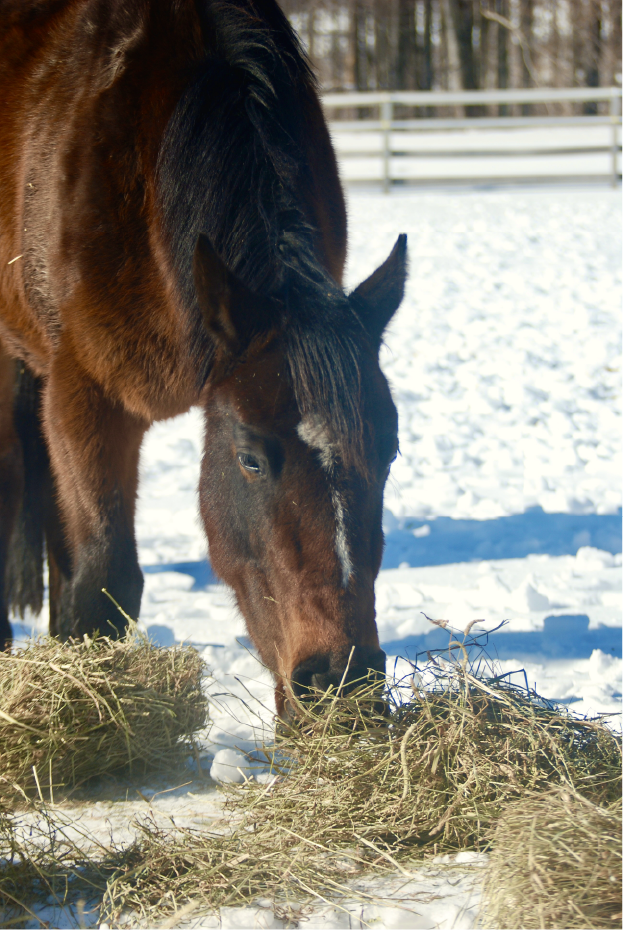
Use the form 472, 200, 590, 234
331, 488, 353, 587
296, 415, 352, 586
296, 414, 336, 471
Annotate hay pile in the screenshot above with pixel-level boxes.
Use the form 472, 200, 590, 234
238, 667, 619, 853
96, 661, 621, 925
0, 632, 208, 802
481, 788, 622, 929
0, 646, 620, 929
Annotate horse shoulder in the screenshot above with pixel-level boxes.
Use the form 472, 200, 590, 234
0, 1, 204, 418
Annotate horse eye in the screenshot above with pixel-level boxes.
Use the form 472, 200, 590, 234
238, 452, 264, 476
383, 447, 398, 478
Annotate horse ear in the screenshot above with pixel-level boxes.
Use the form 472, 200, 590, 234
349, 234, 408, 344
193, 234, 269, 349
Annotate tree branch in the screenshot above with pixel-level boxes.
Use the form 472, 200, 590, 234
480, 4, 540, 87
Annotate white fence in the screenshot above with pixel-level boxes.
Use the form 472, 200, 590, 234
321, 87, 622, 190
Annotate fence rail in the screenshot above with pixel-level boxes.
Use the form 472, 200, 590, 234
321, 87, 622, 190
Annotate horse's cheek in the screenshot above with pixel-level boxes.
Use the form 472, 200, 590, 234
199, 459, 254, 575
368, 495, 386, 579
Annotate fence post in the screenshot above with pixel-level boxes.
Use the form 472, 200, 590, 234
610, 89, 620, 188
381, 98, 392, 193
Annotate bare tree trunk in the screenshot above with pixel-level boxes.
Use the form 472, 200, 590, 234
585, 0, 602, 114
328, 2, 348, 93
520, 0, 534, 80
497, 0, 509, 113
479, 2, 493, 115
353, 0, 370, 91
572, 0, 584, 92
448, 0, 482, 115
586, 3, 602, 87
440, 0, 464, 112
595, 0, 616, 87
397, 0, 417, 89
448, 0, 478, 87
612, 0, 622, 88
521, 0, 534, 113
374, 0, 392, 89
308, 4, 316, 66
423, 0, 433, 90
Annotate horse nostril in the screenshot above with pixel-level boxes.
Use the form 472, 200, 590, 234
291, 649, 387, 699
290, 654, 329, 697
310, 672, 329, 691
365, 649, 387, 677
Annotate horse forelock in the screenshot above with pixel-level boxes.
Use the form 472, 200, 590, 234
284, 306, 369, 475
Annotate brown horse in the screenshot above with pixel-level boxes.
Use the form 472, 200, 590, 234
0, 0, 407, 717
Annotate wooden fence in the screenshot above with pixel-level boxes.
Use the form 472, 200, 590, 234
321, 87, 622, 190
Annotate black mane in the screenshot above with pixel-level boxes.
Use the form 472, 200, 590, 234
158, 0, 368, 462
158, 0, 319, 298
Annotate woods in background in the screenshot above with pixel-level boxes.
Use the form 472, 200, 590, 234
282, 0, 621, 106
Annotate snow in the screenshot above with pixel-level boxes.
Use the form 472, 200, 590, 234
11, 185, 621, 929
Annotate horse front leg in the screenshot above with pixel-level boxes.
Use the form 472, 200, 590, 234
42, 354, 147, 639
0, 346, 22, 649
44, 486, 73, 638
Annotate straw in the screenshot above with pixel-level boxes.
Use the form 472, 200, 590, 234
0, 630, 208, 803
480, 788, 622, 929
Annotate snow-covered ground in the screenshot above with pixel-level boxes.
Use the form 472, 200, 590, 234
13, 185, 622, 929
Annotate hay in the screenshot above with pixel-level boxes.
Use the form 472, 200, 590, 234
96, 657, 621, 924
0, 800, 126, 926
1, 647, 620, 928
0, 631, 208, 803
480, 789, 622, 929
238, 663, 619, 852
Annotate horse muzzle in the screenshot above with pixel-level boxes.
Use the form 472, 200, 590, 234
290, 647, 386, 699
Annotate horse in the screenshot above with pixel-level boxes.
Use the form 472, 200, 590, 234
0, 0, 407, 718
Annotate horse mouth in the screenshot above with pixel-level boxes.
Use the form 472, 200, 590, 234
279, 648, 387, 722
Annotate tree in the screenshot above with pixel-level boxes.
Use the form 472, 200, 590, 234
280, 0, 621, 112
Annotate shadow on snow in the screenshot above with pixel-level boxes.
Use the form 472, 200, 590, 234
381, 506, 621, 569
142, 508, 622, 586
382, 614, 622, 663
138, 508, 621, 658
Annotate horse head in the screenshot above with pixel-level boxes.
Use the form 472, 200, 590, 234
193, 234, 407, 718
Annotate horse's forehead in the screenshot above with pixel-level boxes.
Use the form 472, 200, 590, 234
216, 345, 393, 449
296, 414, 332, 452
296, 414, 337, 469
216, 348, 295, 424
